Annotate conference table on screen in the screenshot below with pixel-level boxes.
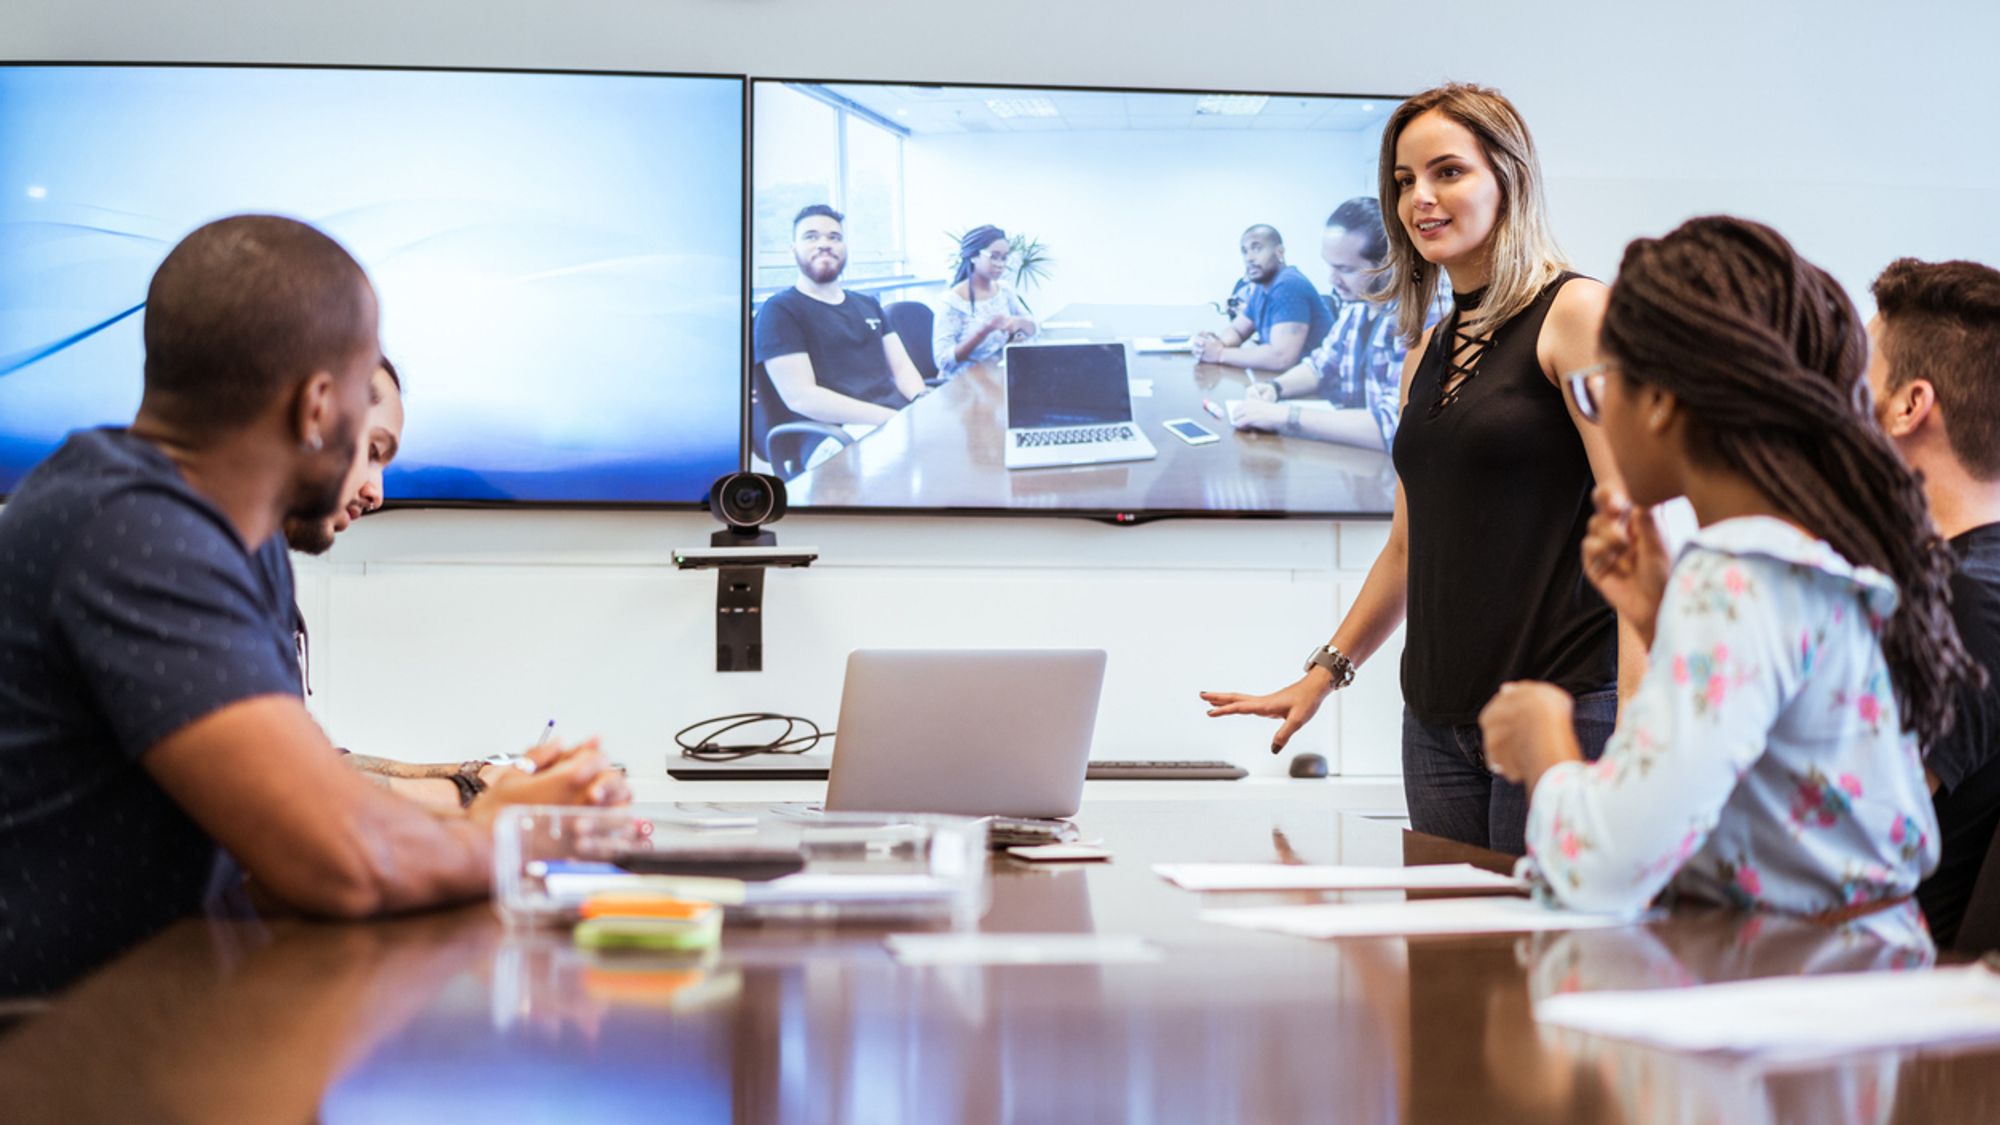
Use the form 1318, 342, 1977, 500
785, 303, 1399, 514
3, 790, 1994, 1123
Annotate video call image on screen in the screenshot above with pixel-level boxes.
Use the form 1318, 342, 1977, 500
0, 65, 744, 504
751, 80, 1401, 517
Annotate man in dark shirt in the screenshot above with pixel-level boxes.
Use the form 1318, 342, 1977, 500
1867, 257, 2000, 949
754, 204, 928, 429
1194, 223, 1334, 372
0, 215, 622, 996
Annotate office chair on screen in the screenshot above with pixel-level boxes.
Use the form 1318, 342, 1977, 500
750, 361, 853, 481
1953, 813, 2000, 955
884, 301, 943, 386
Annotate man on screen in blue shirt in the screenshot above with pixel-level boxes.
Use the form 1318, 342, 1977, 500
754, 205, 929, 429
1194, 224, 1334, 372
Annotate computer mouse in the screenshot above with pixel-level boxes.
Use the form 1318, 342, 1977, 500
1288, 753, 1328, 779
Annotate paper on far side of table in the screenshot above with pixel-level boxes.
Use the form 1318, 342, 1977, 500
1155, 862, 1523, 893
1534, 961, 2000, 1062
1200, 896, 1640, 939
1038, 319, 1093, 329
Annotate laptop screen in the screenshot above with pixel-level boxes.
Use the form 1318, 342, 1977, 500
1005, 343, 1134, 429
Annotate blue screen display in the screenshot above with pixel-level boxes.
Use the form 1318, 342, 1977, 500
0, 65, 745, 503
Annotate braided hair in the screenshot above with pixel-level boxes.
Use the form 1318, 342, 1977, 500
953, 225, 1008, 287
1600, 215, 1977, 749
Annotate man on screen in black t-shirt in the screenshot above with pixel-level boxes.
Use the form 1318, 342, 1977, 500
753, 204, 928, 429
1866, 257, 2000, 950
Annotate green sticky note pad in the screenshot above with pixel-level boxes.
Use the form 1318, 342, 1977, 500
573, 913, 722, 952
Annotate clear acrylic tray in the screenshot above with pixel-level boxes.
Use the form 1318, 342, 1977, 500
494, 805, 989, 927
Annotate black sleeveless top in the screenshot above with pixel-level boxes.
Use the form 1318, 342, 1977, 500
1389, 273, 1617, 723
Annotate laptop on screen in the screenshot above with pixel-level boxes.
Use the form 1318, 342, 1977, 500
1002, 342, 1159, 470
823, 649, 1106, 819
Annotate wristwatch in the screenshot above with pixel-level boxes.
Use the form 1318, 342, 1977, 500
1302, 644, 1356, 690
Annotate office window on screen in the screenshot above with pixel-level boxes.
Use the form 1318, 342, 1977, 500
753, 82, 908, 292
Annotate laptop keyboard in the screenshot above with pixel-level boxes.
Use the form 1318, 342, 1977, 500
1017, 425, 1134, 448
1087, 760, 1247, 780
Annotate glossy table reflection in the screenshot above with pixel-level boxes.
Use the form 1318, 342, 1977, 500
2, 799, 1996, 1124
784, 304, 1398, 515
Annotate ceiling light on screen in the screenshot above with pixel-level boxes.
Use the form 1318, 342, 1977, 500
1195, 95, 1269, 116
985, 97, 1059, 119
25, 185, 47, 199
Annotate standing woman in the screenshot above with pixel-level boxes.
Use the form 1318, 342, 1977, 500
1203, 84, 1641, 855
931, 225, 1037, 379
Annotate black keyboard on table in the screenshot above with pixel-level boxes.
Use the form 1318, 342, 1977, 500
1086, 760, 1247, 780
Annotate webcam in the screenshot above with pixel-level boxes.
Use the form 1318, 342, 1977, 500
707, 471, 787, 531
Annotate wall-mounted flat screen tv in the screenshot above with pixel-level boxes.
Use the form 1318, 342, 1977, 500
0, 63, 745, 505
748, 78, 1408, 519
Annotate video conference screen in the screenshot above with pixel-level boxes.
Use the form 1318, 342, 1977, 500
750, 80, 1402, 517
0, 63, 744, 504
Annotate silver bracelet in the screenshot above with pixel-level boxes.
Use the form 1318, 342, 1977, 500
1284, 403, 1303, 435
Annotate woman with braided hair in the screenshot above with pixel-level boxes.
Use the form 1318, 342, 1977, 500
930, 224, 1037, 379
1481, 215, 1978, 935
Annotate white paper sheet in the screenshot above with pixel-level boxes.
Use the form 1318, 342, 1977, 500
1155, 862, 1523, 893
1224, 397, 1335, 426
885, 933, 1163, 966
1200, 896, 1640, 939
1535, 963, 2000, 1061
1039, 319, 1093, 329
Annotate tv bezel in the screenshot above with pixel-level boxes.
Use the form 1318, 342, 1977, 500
0, 59, 752, 512
747, 73, 1408, 525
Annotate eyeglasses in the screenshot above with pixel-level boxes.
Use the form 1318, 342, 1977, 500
1565, 363, 1608, 424
978, 251, 1011, 265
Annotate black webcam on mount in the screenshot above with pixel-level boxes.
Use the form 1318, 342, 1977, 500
674, 472, 817, 672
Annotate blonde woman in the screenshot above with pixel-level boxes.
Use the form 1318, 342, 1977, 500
1203, 84, 1640, 855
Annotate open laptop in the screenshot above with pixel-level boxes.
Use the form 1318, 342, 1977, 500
824, 649, 1106, 819
1002, 342, 1159, 470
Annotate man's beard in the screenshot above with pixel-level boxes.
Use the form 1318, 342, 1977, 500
797, 250, 844, 284
283, 413, 360, 553
283, 514, 337, 556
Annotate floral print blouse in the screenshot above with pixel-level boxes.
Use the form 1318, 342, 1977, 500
1523, 517, 1939, 937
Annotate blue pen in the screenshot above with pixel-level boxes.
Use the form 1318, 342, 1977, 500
535, 719, 556, 747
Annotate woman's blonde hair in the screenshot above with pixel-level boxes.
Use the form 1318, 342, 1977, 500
1375, 83, 1567, 346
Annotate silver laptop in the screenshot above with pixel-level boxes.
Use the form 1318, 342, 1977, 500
824, 649, 1106, 819
1002, 342, 1159, 470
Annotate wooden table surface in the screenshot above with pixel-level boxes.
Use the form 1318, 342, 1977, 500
2, 797, 1994, 1124
786, 305, 1398, 517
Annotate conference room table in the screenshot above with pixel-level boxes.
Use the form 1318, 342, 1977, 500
2, 792, 1995, 1124
784, 304, 1399, 515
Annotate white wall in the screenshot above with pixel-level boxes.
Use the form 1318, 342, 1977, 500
11, 0, 1998, 785
902, 128, 1378, 315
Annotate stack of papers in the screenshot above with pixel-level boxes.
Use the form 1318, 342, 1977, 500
1535, 962, 2000, 1061
1156, 862, 1522, 893
1200, 896, 1639, 939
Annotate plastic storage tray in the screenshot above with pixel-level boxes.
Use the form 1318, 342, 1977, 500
494, 805, 989, 927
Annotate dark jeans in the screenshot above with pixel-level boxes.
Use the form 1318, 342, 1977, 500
1401, 688, 1619, 857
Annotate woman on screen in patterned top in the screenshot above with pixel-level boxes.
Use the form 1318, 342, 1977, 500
1204, 83, 1643, 857
930, 224, 1038, 379
1479, 216, 1977, 938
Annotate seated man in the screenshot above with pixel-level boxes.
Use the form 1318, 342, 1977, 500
1867, 257, 2000, 950
755, 204, 928, 431
0, 215, 624, 997
1232, 199, 1450, 451
280, 358, 512, 810
1194, 224, 1334, 372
